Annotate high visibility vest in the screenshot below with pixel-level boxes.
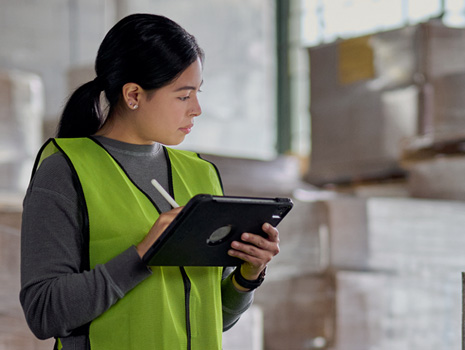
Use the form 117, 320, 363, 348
35, 137, 224, 350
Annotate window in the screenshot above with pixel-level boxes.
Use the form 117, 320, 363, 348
300, 0, 465, 47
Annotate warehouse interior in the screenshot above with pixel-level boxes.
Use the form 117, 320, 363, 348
1, 0, 465, 349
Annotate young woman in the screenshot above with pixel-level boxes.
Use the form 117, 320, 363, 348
20, 13, 280, 350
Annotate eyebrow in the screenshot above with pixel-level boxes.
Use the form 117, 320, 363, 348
173, 80, 203, 92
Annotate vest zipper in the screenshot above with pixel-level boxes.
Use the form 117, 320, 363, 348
180, 267, 192, 350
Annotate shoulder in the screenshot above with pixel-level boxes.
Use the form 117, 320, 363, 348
166, 148, 224, 195
166, 147, 200, 159
166, 148, 213, 171
166, 148, 221, 176
166, 148, 217, 169
33, 152, 72, 185
28, 151, 78, 201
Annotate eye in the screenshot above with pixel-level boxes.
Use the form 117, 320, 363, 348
177, 89, 201, 101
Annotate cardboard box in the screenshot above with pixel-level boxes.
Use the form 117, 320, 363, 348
334, 270, 461, 350
254, 273, 335, 350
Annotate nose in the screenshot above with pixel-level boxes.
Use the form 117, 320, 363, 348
190, 95, 202, 117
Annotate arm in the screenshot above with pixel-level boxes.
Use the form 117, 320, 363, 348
219, 223, 280, 331
221, 267, 254, 331
20, 155, 152, 339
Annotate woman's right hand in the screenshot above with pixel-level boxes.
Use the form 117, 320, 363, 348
136, 207, 184, 258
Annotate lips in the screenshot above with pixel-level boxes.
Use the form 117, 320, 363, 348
179, 124, 194, 134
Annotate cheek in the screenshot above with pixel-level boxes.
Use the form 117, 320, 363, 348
166, 105, 187, 123
154, 113, 181, 133
147, 101, 186, 130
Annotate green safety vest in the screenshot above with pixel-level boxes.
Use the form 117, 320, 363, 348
35, 137, 224, 350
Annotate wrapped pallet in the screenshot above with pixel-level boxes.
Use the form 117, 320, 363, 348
306, 21, 465, 186
327, 196, 465, 349
306, 26, 418, 185
0, 70, 44, 194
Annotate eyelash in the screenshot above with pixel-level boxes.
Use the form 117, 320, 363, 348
178, 89, 202, 102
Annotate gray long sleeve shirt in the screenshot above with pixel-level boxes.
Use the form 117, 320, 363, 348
20, 136, 253, 349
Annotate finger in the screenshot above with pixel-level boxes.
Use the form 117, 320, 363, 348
231, 238, 279, 262
261, 223, 279, 242
231, 240, 266, 258
160, 206, 184, 220
228, 247, 267, 266
168, 206, 184, 215
241, 232, 280, 255
153, 206, 184, 232
241, 233, 268, 250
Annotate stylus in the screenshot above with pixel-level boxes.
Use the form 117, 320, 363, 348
151, 179, 180, 208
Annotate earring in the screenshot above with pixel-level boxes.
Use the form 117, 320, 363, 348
133, 104, 139, 109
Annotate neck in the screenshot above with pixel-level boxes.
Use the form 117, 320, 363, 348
95, 110, 155, 145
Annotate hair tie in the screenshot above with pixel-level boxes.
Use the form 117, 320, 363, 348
93, 76, 105, 91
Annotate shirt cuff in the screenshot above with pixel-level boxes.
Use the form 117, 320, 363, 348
104, 246, 152, 295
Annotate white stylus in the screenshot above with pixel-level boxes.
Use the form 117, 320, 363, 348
151, 179, 180, 208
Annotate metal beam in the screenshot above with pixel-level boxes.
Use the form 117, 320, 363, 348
276, 0, 292, 154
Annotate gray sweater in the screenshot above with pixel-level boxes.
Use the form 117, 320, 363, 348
20, 136, 253, 349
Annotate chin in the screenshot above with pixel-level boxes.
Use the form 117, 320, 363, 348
161, 137, 185, 146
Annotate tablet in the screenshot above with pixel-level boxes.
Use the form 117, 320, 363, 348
142, 194, 293, 266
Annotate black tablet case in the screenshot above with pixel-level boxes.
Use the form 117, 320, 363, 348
142, 194, 293, 266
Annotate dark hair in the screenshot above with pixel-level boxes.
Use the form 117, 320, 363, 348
57, 14, 204, 138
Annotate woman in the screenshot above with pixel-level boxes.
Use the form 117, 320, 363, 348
20, 13, 280, 350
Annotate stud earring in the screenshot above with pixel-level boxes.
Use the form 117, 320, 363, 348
133, 104, 139, 109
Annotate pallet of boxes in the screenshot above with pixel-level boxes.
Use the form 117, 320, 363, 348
304, 20, 465, 350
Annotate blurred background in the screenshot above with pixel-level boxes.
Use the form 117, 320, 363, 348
2, 0, 465, 349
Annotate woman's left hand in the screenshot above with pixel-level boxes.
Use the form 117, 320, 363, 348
228, 223, 280, 285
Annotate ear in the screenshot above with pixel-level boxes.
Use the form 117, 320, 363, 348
122, 83, 143, 109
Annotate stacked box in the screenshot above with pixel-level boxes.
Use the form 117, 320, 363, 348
334, 270, 460, 350
404, 155, 465, 201
0, 315, 53, 350
0, 70, 43, 194
327, 196, 465, 349
306, 26, 418, 185
325, 197, 369, 270
326, 196, 465, 272
307, 22, 465, 186
254, 273, 335, 350
0, 203, 54, 349
367, 197, 465, 272
201, 153, 303, 197
223, 306, 263, 350
0, 210, 21, 318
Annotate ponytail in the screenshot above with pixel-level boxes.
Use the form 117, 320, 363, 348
56, 79, 104, 138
